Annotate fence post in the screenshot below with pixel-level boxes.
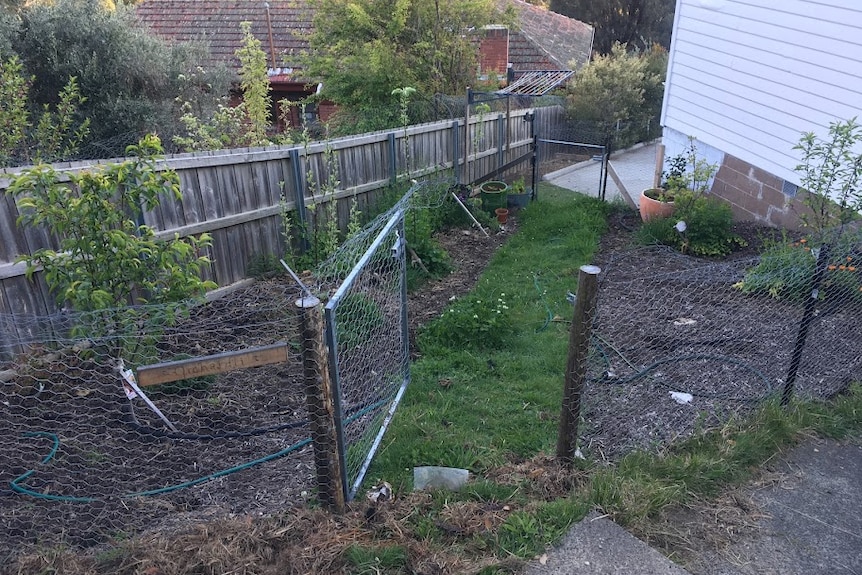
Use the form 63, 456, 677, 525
295, 295, 346, 512
782, 244, 831, 406
452, 120, 461, 184
497, 113, 505, 170
289, 148, 310, 253
556, 265, 601, 466
388, 132, 397, 185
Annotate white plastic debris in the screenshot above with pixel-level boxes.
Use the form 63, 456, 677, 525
669, 391, 694, 405
673, 317, 697, 326
675, 220, 687, 233
413, 466, 470, 491
366, 481, 393, 503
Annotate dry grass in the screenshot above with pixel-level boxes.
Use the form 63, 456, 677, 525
12, 488, 538, 575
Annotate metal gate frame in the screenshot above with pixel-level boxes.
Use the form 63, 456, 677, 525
323, 208, 410, 501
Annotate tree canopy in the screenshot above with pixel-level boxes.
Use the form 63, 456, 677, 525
304, 0, 494, 133
551, 0, 675, 54
1, 0, 228, 160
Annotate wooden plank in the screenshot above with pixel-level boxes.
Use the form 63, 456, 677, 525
136, 342, 290, 386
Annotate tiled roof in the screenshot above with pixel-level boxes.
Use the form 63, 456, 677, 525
495, 0, 594, 70
508, 31, 559, 71
136, 0, 314, 77
136, 0, 593, 81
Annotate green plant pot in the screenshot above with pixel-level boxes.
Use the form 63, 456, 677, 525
479, 181, 508, 212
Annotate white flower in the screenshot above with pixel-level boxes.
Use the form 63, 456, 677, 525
473, 314, 479, 319
502, 305, 509, 310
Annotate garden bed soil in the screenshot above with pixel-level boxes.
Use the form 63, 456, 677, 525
4, 205, 861, 573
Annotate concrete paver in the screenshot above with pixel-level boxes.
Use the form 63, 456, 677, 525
523, 512, 692, 575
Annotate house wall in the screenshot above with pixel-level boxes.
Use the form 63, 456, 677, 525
661, 0, 862, 226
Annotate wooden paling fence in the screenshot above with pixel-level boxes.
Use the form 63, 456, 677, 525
0, 106, 564, 357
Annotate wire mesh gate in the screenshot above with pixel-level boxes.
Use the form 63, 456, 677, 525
535, 138, 609, 201
324, 208, 410, 501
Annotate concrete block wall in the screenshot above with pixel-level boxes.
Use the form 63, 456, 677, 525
711, 153, 808, 230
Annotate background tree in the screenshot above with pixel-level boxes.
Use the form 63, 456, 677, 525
5, 0, 229, 159
305, 0, 493, 133
564, 43, 664, 149
0, 55, 92, 167
551, 0, 675, 54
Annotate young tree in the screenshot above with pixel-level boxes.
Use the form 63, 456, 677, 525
7, 134, 216, 360
305, 0, 493, 132
173, 22, 290, 152
551, 0, 675, 54
0, 55, 90, 167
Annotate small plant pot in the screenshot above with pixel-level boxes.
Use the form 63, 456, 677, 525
495, 207, 509, 224
639, 188, 676, 222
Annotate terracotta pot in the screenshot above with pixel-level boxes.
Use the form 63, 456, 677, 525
639, 189, 675, 222
495, 207, 509, 224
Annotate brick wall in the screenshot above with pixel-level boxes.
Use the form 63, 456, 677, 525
711, 153, 810, 230
479, 27, 509, 82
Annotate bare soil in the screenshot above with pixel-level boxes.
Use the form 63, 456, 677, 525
4, 204, 861, 574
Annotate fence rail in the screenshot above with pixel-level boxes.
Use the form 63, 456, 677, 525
0, 106, 565, 357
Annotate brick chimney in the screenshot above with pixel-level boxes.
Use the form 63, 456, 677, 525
479, 26, 509, 83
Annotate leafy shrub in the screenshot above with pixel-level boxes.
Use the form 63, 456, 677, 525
9, 0, 228, 157
565, 43, 664, 148
637, 191, 745, 257
418, 293, 513, 351
736, 234, 862, 304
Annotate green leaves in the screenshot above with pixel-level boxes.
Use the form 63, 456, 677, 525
793, 117, 862, 240
6, 135, 216, 359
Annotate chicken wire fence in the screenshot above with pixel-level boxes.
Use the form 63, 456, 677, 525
0, 180, 449, 563
577, 240, 862, 461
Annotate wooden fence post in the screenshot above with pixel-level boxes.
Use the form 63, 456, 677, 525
556, 265, 601, 466
295, 295, 346, 512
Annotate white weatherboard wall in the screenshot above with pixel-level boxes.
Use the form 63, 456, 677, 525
661, 0, 862, 188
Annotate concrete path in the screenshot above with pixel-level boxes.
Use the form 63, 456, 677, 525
524, 512, 692, 575
544, 141, 660, 208
522, 437, 862, 575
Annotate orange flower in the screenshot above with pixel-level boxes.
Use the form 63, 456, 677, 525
800, 238, 807, 243
828, 265, 837, 270
847, 257, 853, 262
804, 247, 810, 251
839, 265, 847, 271
850, 266, 857, 272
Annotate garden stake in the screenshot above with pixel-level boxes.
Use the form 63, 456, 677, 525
782, 243, 831, 406
451, 192, 490, 237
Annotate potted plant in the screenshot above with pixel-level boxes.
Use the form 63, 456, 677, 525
507, 177, 531, 208
640, 138, 717, 222
479, 180, 508, 212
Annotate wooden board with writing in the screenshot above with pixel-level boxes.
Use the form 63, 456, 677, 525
136, 342, 289, 387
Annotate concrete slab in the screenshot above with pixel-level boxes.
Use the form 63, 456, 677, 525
544, 142, 661, 208
685, 438, 862, 575
524, 512, 692, 575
